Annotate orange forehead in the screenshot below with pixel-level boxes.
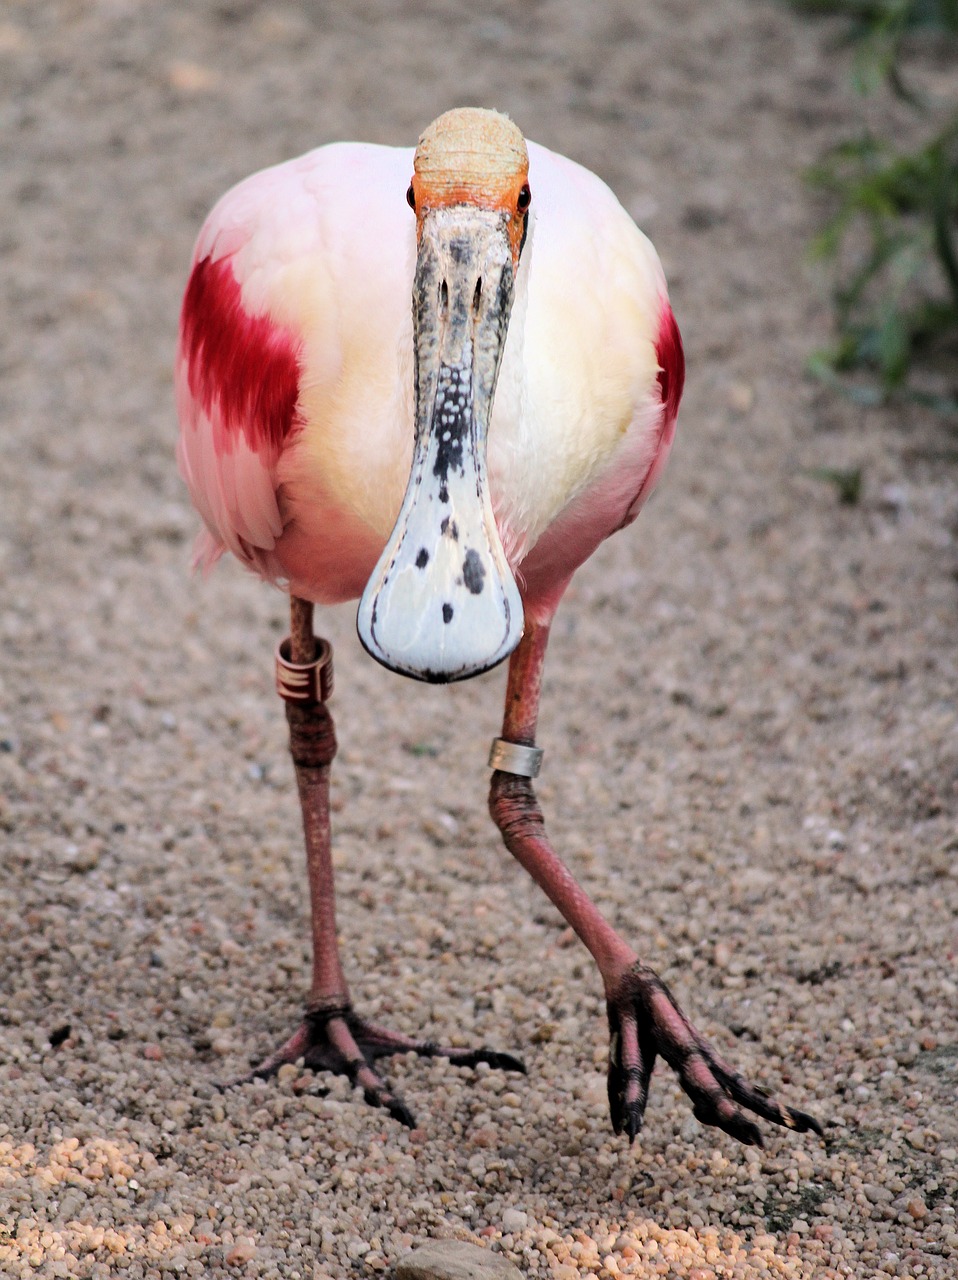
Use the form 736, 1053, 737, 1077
410, 169, 529, 212
409, 171, 530, 263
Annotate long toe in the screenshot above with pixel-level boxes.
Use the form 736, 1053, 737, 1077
606, 1005, 656, 1142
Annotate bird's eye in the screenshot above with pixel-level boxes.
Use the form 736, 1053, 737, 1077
517, 183, 531, 213
406, 183, 416, 210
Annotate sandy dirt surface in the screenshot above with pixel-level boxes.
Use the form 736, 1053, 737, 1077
2, 2, 957, 1277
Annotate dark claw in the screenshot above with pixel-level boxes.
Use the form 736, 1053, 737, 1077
447, 1048, 527, 1073
365, 1086, 417, 1129
787, 1107, 824, 1136
607, 963, 824, 1146
625, 1107, 643, 1143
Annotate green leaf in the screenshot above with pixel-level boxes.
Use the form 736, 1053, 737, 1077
876, 304, 912, 383
803, 466, 865, 504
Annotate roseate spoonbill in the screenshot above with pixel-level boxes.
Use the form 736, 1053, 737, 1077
175, 107, 821, 1145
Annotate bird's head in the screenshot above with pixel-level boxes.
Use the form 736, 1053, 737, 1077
357, 109, 531, 682
407, 107, 531, 269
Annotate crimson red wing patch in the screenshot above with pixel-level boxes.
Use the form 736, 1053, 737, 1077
180, 255, 300, 456
655, 302, 684, 426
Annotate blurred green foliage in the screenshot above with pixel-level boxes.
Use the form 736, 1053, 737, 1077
792, 0, 958, 410
793, 1, 958, 95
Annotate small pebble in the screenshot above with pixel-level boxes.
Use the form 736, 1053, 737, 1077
225, 1240, 256, 1265
397, 1240, 523, 1280
501, 1208, 528, 1233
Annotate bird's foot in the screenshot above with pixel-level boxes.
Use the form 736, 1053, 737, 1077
241, 1003, 525, 1128
606, 963, 824, 1146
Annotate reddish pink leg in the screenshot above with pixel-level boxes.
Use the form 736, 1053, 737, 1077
246, 597, 523, 1127
489, 621, 822, 1146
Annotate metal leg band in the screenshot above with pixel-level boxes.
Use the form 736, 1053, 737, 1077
488, 737, 544, 778
275, 637, 334, 704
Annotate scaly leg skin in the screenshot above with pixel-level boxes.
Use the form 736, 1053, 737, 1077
489, 618, 824, 1147
242, 597, 523, 1128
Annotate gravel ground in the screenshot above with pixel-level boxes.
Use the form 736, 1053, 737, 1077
2, 2, 957, 1278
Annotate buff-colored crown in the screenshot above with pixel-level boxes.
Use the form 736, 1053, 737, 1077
414, 108, 528, 201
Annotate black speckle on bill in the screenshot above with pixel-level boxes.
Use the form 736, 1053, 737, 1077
462, 548, 485, 594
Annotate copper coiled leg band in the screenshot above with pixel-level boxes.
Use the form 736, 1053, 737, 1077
275, 637, 334, 705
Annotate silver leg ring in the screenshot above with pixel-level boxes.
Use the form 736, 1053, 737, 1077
488, 737, 544, 778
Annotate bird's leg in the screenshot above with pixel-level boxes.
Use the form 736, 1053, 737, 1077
246, 597, 523, 1127
489, 620, 822, 1146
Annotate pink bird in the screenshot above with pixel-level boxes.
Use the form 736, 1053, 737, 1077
175, 108, 821, 1144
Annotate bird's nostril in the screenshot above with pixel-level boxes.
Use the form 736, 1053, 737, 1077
473, 278, 482, 315
439, 280, 449, 317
